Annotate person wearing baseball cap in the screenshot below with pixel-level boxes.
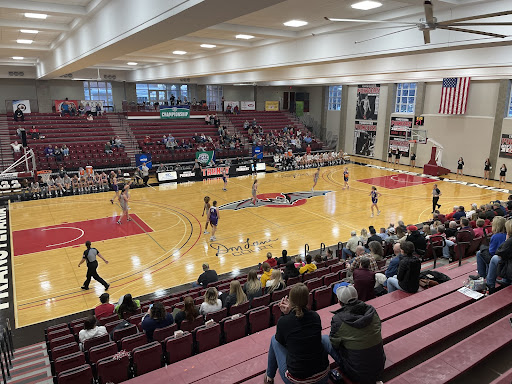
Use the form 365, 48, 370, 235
321, 283, 385, 383
405, 225, 427, 256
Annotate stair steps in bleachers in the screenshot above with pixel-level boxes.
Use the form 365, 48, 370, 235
7, 342, 52, 384
107, 113, 138, 166
0, 115, 14, 170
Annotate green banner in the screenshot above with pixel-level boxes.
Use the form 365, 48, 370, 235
295, 101, 304, 117
160, 106, 190, 119
196, 150, 215, 165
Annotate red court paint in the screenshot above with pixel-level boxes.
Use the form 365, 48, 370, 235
13, 214, 153, 256
358, 174, 436, 189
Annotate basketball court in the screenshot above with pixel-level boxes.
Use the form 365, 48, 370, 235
9, 157, 508, 328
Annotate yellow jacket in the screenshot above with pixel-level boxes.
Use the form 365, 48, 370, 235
261, 269, 273, 287
299, 263, 317, 275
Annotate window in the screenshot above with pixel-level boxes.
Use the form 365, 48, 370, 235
135, 83, 189, 103
83, 81, 113, 105
206, 85, 223, 110
508, 85, 512, 117
328, 85, 342, 111
395, 83, 417, 113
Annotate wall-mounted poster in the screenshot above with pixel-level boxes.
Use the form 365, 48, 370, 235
389, 117, 413, 157
355, 84, 380, 121
12, 100, 31, 114
353, 121, 377, 157
499, 134, 512, 159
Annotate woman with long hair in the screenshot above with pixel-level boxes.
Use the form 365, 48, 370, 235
174, 297, 199, 328
476, 216, 507, 287
368, 241, 384, 262
199, 287, 222, 315
499, 164, 507, 186
282, 261, 300, 282
202, 196, 211, 235
265, 270, 286, 294
115, 294, 140, 320
78, 316, 107, 350
244, 270, 263, 301
484, 158, 491, 180
117, 185, 131, 224
457, 157, 464, 176
141, 301, 174, 341
109, 171, 119, 204
264, 283, 329, 383
224, 280, 247, 312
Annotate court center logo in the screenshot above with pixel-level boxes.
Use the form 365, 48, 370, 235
219, 190, 332, 211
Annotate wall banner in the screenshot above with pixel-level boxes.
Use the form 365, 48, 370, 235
12, 100, 31, 114
389, 117, 413, 157
353, 121, 377, 157
499, 134, 512, 159
54, 99, 80, 113
160, 105, 190, 119
241, 101, 256, 111
355, 84, 380, 121
265, 101, 279, 111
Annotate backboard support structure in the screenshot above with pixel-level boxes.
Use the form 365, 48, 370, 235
407, 128, 428, 144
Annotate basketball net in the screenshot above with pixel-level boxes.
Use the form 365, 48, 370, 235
36, 169, 52, 183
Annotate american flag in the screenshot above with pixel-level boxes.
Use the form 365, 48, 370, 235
439, 77, 470, 114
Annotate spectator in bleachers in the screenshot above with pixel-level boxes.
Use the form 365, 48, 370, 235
294, 256, 305, 269
251, 118, 257, 127
474, 219, 486, 238
84, 103, 91, 115
385, 243, 402, 280
260, 252, 277, 270
283, 261, 300, 282
104, 141, 113, 154
349, 246, 376, 273
13, 106, 24, 121
199, 287, 222, 315
114, 136, 125, 148
45, 145, 54, 157
143, 135, 154, 145
264, 283, 329, 384
466, 203, 478, 219
29, 126, 39, 140
10, 141, 22, 153
299, 254, 317, 275
365, 227, 381, 248
174, 297, 200, 328
368, 241, 384, 262
87, 114, 94, 121
223, 280, 248, 312
405, 225, 427, 256
205, 114, 210, 124
433, 225, 454, 260
453, 206, 466, 221
78, 316, 108, 351
94, 293, 115, 322
244, 270, 263, 301
61, 100, 71, 117
141, 302, 174, 342
115, 294, 141, 320
243, 120, 250, 129
70, 103, 77, 116
386, 227, 398, 244
78, 103, 85, 115
476, 216, 506, 282
277, 249, 289, 265
387, 241, 421, 293
61, 144, 69, 157
265, 270, 286, 295
457, 217, 475, 243
323, 283, 385, 384
313, 254, 323, 265
378, 227, 388, 241
445, 221, 458, 238
260, 262, 274, 288
53, 146, 63, 161
233, 104, 239, 114
193, 263, 218, 288
484, 220, 512, 293
493, 203, 505, 217
359, 228, 368, 245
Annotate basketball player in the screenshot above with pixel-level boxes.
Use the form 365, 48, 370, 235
252, 179, 258, 205
100, 172, 109, 192
78, 240, 109, 291
63, 173, 72, 192
432, 184, 442, 213
47, 176, 57, 197
222, 168, 228, 191
71, 174, 80, 194
410, 152, 416, 167
202, 196, 211, 234
117, 186, 131, 224
30, 179, 41, 199
208, 200, 219, 242
312, 167, 320, 191
54, 175, 65, 196
370, 186, 381, 217
342, 167, 350, 190
110, 171, 119, 204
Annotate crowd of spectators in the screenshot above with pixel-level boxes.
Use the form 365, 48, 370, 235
275, 150, 347, 171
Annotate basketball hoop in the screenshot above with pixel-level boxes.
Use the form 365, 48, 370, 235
36, 169, 52, 183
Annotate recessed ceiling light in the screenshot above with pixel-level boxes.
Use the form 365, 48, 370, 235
351, 1, 382, 10
24, 13, 47, 19
283, 20, 308, 27
12, 57, 24, 60
20, 29, 39, 34
17, 39, 33, 44
127, 62, 138, 65
173, 50, 187, 55
200, 44, 217, 48
235, 34, 254, 40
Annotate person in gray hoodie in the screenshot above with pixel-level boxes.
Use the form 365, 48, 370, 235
321, 283, 386, 384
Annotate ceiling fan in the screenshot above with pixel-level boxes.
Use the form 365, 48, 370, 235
325, 1, 512, 44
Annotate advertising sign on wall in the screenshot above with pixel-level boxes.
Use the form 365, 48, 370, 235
499, 134, 512, 159
353, 121, 377, 157
389, 117, 413, 157
12, 100, 31, 114
265, 101, 279, 111
355, 84, 380, 121
241, 101, 256, 111
135, 153, 152, 169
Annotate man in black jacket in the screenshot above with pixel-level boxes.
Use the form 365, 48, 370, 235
322, 283, 386, 384
405, 225, 427, 256
365, 226, 382, 249
387, 241, 421, 293
193, 263, 218, 287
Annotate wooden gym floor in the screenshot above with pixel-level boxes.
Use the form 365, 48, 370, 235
10, 156, 509, 328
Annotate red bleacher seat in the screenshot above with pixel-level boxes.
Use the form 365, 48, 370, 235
49, 334, 76, 350
112, 324, 138, 342
51, 342, 79, 361
132, 342, 163, 376
490, 367, 512, 384
250, 294, 271, 309
271, 287, 290, 302
128, 313, 144, 328
330, 263, 345, 274
313, 286, 333, 310
270, 301, 282, 325
57, 364, 93, 384
120, 333, 146, 352
82, 334, 110, 353
152, 323, 177, 343
96, 354, 131, 384
323, 272, 340, 287
221, 315, 247, 343
46, 323, 68, 334
193, 323, 221, 353
286, 276, 301, 286
98, 313, 119, 326
247, 306, 271, 334
229, 301, 250, 316
165, 332, 193, 364
306, 277, 323, 291
54, 351, 86, 375
47, 327, 71, 341
104, 320, 122, 334
204, 308, 227, 323
180, 315, 204, 332
88, 341, 118, 366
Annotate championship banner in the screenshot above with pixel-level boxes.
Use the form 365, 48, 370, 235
196, 150, 215, 165
160, 105, 190, 119
135, 153, 152, 169
353, 121, 377, 157
55, 99, 79, 112
499, 134, 512, 159
223, 101, 240, 112
12, 100, 31, 114
241, 101, 256, 111
265, 101, 279, 111
355, 84, 380, 121
389, 117, 413, 157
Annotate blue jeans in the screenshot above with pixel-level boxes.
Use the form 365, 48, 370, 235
486, 255, 501, 288
266, 335, 329, 384
476, 250, 489, 278
321, 335, 340, 365
387, 276, 403, 293
341, 248, 353, 260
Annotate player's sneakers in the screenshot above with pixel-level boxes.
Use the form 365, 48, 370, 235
117, 220, 121, 224
204, 231, 209, 234
223, 188, 227, 191
127, 217, 132, 221
210, 236, 216, 241
110, 199, 114, 204
377, 210, 381, 216
80, 286, 89, 290
371, 213, 374, 218
104, 284, 110, 291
